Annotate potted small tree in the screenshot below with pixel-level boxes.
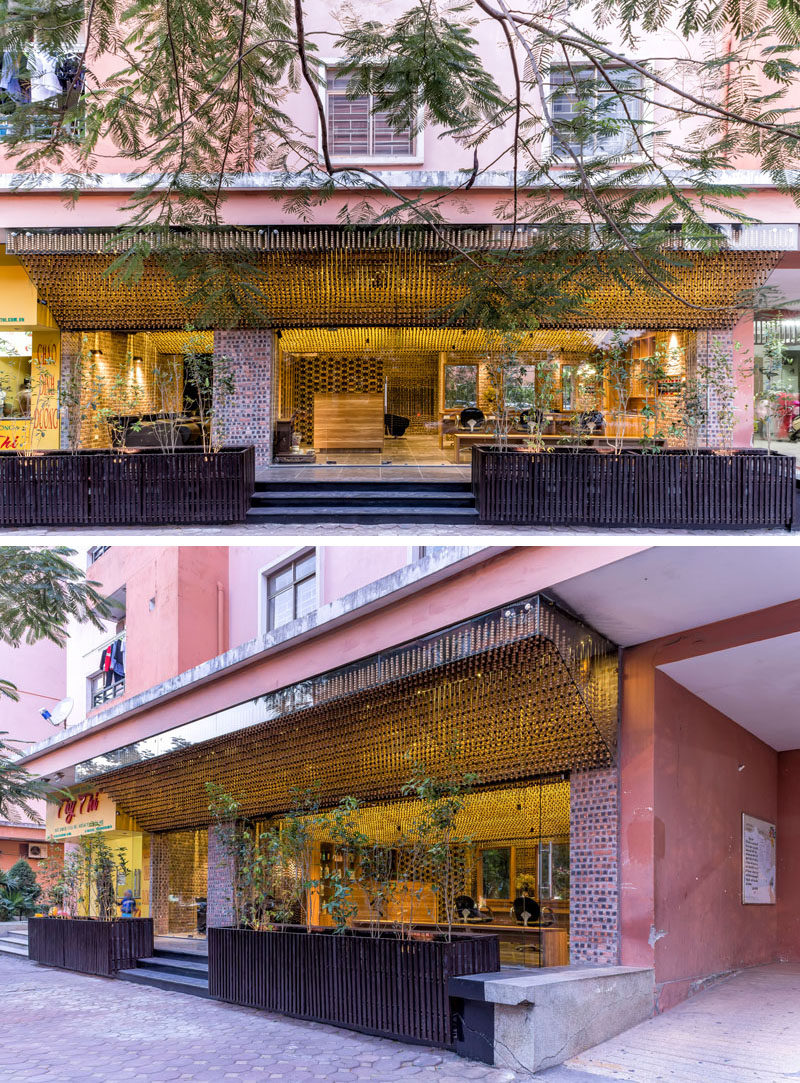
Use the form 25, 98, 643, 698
28, 836, 153, 976
206, 762, 499, 1049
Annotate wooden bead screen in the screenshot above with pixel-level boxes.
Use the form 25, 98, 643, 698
98, 597, 616, 835
9, 226, 782, 330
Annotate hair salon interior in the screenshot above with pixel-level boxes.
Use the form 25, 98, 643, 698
2, 542, 798, 1069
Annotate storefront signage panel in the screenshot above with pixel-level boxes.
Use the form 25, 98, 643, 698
742, 813, 776, 904
0, 328, 61, 450
46, 791, 117, 841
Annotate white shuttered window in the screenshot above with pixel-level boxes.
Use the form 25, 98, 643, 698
326, 70, 414, 158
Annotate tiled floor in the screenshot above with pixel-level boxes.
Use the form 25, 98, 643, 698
256, 463, 471, 482
0, 954, 522, 1082
540, 963, 800, 1082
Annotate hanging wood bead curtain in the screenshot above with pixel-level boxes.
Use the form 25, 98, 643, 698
7, 226, 782, 331
92, 595, 618, 834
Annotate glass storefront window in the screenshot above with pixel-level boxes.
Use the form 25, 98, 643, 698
444, 363, 478, 409
481, 847, 511, 899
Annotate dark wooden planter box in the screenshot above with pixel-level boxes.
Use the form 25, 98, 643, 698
28, 917, 154, 977
472, 446, 795, 529
0, 447, 254, 526
208, 926, 499, 1048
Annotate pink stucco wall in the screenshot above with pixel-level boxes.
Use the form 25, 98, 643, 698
227, 545, 441, 648
778, 750, 800, 962
652, 673, 779, 1011
0, 638, 66, 751
25, 545, 643, 779
88, 545, 230, 705
620, 603, 800, 1011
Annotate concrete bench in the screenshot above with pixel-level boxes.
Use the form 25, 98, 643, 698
449, 964, 654, 1073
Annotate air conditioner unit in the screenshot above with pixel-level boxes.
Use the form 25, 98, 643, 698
27, 843, 49, 860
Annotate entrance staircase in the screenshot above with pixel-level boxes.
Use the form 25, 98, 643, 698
117, 946, 210, 998
247, 479, 479, 526
0, 923, 28, 958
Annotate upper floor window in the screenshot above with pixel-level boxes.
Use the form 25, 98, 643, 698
326, 69, 415, 159
550, 66, 643, 161
0, 47, 84, 140
266, 550, 317, 631
88, 545, 111, 565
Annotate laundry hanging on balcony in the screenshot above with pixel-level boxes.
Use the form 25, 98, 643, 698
100, 640, 125, 685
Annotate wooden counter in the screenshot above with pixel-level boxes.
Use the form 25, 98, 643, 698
313, 393, 384, 451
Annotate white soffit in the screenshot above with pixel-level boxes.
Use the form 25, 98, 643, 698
551, 547, 800, 647
658, 632, 800, 751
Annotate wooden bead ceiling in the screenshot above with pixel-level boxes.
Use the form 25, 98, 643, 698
279, 327, 599, 355
98, 633, 616, 834
302, 781, 571, 846
8, 227, 782, 331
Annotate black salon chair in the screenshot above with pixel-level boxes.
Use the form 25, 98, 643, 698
512, 895, 541, 926
519, 409, 546, 430
384, 413, 410, 438
454, 895, 494, 923
576, 410, 604, 435
459, 407, 485, 430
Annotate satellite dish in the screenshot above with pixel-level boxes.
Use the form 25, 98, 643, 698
40, 697, 74, 728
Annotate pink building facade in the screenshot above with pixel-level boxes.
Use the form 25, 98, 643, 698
12, 543, 800, 1021
0, 4, 797, 467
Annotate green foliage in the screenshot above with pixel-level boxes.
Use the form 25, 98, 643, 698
206, 751, 479, 941
0, 860, 41, 919
0, 547, 111, 819
0, 1, 798, 329
52, 835, 130, 920
0, 546, 109, 651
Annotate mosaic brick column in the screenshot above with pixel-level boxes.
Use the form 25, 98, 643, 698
149, 832, 170, 935
213, 330, 273, 468
692, 328, 737, 448
58, 331, 83, 450
206, 824, 236, 929
569, 766, 620, 964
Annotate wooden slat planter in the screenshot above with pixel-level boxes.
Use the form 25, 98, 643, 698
472, 446, 795, 530
28, 917, 154, 977
208, 926, 500, 1048
0, 447, 254, 526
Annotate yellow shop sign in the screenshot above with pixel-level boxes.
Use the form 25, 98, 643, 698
46, 791, 117, 842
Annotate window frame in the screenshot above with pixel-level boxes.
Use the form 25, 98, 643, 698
544, 60, 651, 166
258, 547, 320, 636
319, 61, 424, 166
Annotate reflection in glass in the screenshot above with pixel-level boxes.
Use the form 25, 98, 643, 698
444, 364, 478, 409
482, 846, 511, 898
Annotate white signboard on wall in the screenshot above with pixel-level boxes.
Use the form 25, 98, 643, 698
742, 813, 776, 904
45, 791, 117, 842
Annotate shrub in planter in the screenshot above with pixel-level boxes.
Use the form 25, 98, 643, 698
27, 835, 153, 975
206, 760, 500, 1046
472, 446, 794, 530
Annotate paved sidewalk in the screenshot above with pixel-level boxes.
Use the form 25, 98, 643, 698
540, 963, 800, 1083
4, 955, 799, 1081
0, 955, 525, 1082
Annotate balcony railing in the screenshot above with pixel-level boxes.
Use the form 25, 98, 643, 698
92, 678, 125, 708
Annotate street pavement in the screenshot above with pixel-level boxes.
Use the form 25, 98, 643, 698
0, 954, 524, 1083
2, 956, 799, 1082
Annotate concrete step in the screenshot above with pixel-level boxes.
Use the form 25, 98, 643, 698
0, 941, 29, 957
116, 967, 211, 998
251, 489, 475, 507
152, 947, 208, 962
0, 930, 29, 943
135, 955, 208, 979
254, 480, 471, 493
246, 505, 479, 524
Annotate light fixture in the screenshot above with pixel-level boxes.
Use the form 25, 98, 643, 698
131, 355, 142, 364
90, 349, 103, 359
